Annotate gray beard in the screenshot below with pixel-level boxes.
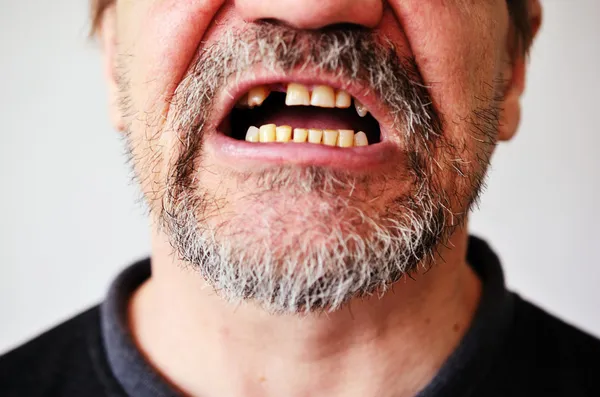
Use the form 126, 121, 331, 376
120, 23, 499, 313
165, 166, 449, 313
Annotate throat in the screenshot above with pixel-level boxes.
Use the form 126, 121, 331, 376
132, 227, 480, 397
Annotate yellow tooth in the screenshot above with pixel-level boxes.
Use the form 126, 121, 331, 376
248, 85, 270, 108
354, 100, 368, 117
335, 90, 351, 108
337, 130, 354, 148
245, 126, 260, 142
236, 93, 249, 108
293, 128, 308, 143
308, 129, 323, 144
323, 129, 339, 146
259, 124, 276, 143
276, 125, 293, 142
285, 83, 310, 106
354, 131, 369, 146
310, 85, 335, 108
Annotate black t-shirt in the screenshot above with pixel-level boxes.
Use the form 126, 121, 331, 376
1, 236, 599, 396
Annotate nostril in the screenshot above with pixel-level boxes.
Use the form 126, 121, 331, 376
320, 23, 368, 33
255, 20, 369, 34
256, 18, 285, 26
236, 0, 383, 31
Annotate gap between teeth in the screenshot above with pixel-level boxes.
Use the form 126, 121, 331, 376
246, 124, 369, 147
237, 83, 369, 118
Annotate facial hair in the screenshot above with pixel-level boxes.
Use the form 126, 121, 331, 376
120, 23, 500, 313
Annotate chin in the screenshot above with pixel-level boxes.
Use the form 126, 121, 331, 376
161, 175, 444, 313
202, 169, 400, 251
223, 193, 383, 251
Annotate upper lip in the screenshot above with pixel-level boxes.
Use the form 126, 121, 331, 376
209, 66, 393, 142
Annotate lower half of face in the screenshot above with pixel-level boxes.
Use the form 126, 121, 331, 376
118, 5, 506, 313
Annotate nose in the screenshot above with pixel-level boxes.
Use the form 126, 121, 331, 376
235, 0, 383, 30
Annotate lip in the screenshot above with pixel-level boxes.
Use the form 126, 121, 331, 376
207, 133, 400, 171
205, 67, 401, 171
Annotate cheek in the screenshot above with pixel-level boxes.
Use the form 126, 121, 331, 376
117, 0, 227, 202
387, 0, 509, 209
118, 0, 227, 120
389, 0, 508, 124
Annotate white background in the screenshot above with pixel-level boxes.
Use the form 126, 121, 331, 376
1, 0, 599, 353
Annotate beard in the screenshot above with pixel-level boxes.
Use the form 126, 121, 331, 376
120, 23, 500, 313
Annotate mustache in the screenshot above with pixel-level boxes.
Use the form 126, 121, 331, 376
166, 22, 442, 189
177, 22, 441, 132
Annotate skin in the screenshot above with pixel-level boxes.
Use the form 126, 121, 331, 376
97, 1, 541, 396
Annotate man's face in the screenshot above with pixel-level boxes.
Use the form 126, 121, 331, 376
104, 0, 519, 312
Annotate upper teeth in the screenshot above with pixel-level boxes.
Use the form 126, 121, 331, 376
236, 83, 369, 118
247, 85, 270, 108
285, 83, 311, 106
310, 85, 336, 108
354, 100, 368, 118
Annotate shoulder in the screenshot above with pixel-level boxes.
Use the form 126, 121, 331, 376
0, 306, 124, 397
497, 294, 600, 396
512, 295, 600, 366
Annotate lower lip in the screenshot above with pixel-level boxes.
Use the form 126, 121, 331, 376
206, 133, 400, 171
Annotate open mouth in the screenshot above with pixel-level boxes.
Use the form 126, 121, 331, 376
222, 83, 381, 148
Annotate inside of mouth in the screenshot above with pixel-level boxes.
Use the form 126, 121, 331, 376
226, 92, 381, 145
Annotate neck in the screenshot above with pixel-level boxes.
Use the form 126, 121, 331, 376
130, 226, 481, 397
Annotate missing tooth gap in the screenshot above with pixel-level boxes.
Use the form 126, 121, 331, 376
228, 92, 381, 144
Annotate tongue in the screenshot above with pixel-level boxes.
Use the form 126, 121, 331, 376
259, 106, 362, 130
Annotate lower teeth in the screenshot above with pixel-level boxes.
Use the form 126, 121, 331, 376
245, 125, 369, 147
